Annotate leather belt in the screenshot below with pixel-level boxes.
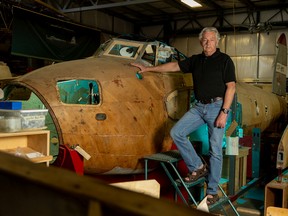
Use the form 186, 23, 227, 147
198, 97, 223, 104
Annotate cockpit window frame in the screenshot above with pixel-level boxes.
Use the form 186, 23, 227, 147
103, 40, 144, 59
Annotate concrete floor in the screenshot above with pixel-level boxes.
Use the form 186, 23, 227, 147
234, 186, 264, 215
209, 185, 265, 216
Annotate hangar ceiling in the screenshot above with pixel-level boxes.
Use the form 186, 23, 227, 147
41, 0, 288, 34
53, 0, 288, 28
1, 0, 288, 36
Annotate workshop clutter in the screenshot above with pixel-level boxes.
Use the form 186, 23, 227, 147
0, 116, 21, 132
53, 144, 91, 175
0, 101, 48, 132
0, 101, 22, 110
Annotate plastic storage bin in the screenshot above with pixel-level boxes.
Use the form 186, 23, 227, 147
0, 116, 21, 132
0, 101, 22, 110
0, 109, 48, 130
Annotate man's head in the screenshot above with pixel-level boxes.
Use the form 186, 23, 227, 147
199, 27, 220, 56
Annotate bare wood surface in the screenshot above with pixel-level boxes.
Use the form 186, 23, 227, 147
266, 206, 288, 216
111, 179, 160, 198
0, 151, 212, 216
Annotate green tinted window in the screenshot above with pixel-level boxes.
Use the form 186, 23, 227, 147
57, 79, 100, 105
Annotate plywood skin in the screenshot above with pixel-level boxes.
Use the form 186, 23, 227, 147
12, 56, 190, 174
236, 82, 286, 135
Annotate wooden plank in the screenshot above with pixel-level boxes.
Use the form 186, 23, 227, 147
241, 155, 248, 186
88, 201, 102, 216
235, 156, 240, 191
0, 135, 28, 149
111, 179, 160, 198
267, 206, 288, 216
3, 147, 52, 163
226, 120, 238, 137
0, 151, 211, 216
237, 207, 260, 215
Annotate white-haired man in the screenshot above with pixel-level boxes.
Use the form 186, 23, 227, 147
131, 27, 236, 205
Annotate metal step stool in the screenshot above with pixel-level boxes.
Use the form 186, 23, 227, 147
143, 149, 239, 215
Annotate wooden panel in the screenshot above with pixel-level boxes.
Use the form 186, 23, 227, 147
111, 179, 160, 198
0, 135, 28, 149
266, 206, 288, 216
0, 151, 211, 216
222, 146, 250, 192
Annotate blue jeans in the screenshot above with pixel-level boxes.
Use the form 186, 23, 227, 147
170, 100, 224, 195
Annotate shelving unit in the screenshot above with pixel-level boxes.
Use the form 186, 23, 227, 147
0, 130, 52, 166
265, 177, 288, 216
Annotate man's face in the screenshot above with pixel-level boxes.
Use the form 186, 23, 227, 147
200, 31, 218, 56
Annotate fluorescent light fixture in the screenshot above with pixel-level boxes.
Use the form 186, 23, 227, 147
181, 0, 202, 8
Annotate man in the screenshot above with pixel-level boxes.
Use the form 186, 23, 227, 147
131, 27, 236, 205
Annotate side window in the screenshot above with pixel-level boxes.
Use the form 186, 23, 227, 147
57, 79, 100, 105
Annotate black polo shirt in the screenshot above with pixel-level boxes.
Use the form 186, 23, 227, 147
178, 48, 236, 100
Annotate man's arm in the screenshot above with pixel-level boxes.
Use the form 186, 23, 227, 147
130, 62, 180, 73
215, 81, 236, 128
222, 81, 236, 110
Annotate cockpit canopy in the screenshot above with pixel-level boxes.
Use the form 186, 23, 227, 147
93, 38, 187, 66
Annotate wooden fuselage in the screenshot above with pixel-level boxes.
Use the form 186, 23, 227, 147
236, 82, 286, 135
10, 54, 191, 174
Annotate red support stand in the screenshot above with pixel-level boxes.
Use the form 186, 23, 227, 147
53, 145, 84, 175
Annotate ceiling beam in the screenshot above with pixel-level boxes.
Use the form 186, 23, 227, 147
164, 0, 192, 12
198, 0, 223, 10
237, 0, 255, 9
60, 0, 161, 13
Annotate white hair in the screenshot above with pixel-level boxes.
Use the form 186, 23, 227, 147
199, 27, 221, 42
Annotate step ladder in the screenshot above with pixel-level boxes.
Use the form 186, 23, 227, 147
143, 149, 239, 215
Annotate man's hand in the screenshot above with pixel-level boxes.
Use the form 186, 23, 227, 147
215, 112, 228, 128
130, 62, 147, 73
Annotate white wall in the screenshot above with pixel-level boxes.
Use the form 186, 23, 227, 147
172, 30, 288, 83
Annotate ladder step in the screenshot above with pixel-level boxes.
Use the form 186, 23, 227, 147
143, 150, 182, 163
208, 196, 229, 210
175, 176, 206, 188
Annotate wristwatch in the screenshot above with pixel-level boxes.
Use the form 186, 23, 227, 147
221, 108, 229, 114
